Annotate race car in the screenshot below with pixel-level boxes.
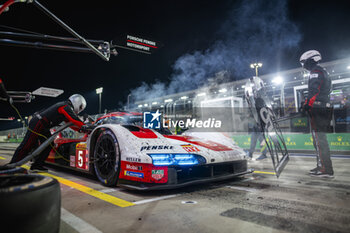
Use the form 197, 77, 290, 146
46, 112, 252, 190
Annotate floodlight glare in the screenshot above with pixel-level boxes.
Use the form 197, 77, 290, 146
197, 92, 206, 97
96, 87, 103, 94
272, 76, 284, 85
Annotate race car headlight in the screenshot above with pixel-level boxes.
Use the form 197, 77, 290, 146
148, 154, 206, 166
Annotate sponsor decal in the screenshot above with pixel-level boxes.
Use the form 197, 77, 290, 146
140, 145, 174, 151
181, 144, 200, 153
152, 170, 164, 180
124, 170, 144, 179
285, 137, 296, 146
70, 155, 75, 167
126, 157, 141, 162
126, 164, 143, 171
304, 136, 314, 146
310, 73, 319, 79
330, 136, 350, 146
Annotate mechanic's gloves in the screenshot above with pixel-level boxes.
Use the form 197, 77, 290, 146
80, 124, 95, 133
303, 103, 311, 112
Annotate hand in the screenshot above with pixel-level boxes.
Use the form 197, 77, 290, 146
80, 124, 95, 133
303, 103, 311, 112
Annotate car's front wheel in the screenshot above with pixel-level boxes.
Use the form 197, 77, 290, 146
93, 130, 120, 186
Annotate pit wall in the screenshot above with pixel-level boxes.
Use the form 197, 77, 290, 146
232, 133, 350, 152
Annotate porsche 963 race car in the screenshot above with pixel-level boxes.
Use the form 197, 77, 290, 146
46, 112, 252, 190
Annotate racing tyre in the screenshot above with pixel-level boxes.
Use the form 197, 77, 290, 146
94, 130, 120, 186
0, 174, 61, 233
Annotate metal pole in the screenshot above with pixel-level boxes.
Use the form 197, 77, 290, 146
99, 93, 102, 114
32, 0, 110, 61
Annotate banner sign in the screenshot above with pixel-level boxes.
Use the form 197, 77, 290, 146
232, 133, 350, 151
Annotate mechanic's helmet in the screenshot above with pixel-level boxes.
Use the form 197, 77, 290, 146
68, 94, 87, 114
299, 50, 322, 71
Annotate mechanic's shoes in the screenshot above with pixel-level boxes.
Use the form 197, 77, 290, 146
30, 164, 48, 173
309, 167, 320, 175
256, 154, 267, 160
310, 170, 334, 178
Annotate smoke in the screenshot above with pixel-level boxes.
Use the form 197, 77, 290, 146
130, 0, 301, 102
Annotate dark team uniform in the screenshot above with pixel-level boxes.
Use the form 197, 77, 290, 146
305, 65, 333, 174
10, 101, 85, 166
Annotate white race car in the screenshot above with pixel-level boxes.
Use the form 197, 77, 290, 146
46, 112, 252, 190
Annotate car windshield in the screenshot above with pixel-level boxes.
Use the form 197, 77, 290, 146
95, 115, 143, 126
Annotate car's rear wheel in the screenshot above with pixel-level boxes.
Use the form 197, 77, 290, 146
93, 130, 120, 186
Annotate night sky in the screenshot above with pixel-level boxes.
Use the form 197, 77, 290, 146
1, 0, 350, 129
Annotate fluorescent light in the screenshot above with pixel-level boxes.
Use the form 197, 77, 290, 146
144, 103, 148, 107
164, 99, 173, 103
180, 96, 188, 100
219, 88, 227, 93
96, 87, 103, 94
197, 92, 206, 97
138, 104, 143, 108
152, 102, 158, 105
272, 76, 283, 85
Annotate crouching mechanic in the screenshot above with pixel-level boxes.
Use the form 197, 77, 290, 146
10, 94, 91, 172
300, 50, 334, 178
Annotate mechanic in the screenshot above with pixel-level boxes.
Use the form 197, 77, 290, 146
10, 94, 90, 172
247, 115, 267, 160
300, 50, 334, 178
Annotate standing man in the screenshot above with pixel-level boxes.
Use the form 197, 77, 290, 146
247, 119, 267, 160
10, 94, 88, 172
300, 50, 334, 177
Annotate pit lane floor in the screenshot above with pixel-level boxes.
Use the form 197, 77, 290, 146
1, 143, 350, 233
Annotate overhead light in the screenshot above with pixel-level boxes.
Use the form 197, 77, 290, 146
219, 88, 227, 93
197, 92, 206, 97
188, 100, 191, 103
241, 85, 245, 88
96, 87, 103, 94
138, 104, 143, 108
347, 66, 350, 70
164, 99, 173, 103
180, 96, 188, 100
272, 76, 284, 85
17, 119, 21, 122
152, 102, 158, 105
160, 105, 164, 108
144, 103, 148, 107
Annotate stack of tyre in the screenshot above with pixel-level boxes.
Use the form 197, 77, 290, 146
0, 168, 61, 233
